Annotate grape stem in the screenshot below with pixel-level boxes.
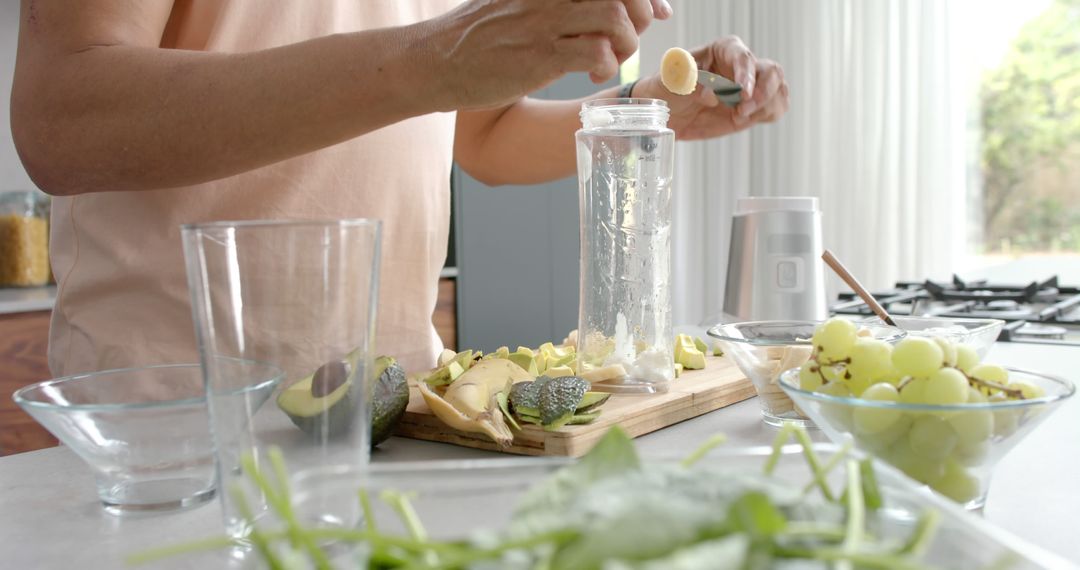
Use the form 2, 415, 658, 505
964, 372, 1023, 399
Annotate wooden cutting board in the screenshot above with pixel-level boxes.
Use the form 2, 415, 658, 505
394, 355, 755, 457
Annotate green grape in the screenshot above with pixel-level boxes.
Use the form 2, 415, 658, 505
970, 364, 1009, 385
955, 344, 980, 374
954, 440, 990, 467
947, 407, 993, 445
891, 337, 945, 378
908, 414, 958, 460
798, 363, 823, 391
931, 337, 958, 368
848, 338, 893, 379
816, 381, 854, 430
856, 412, 912, 454
933, 458, 981, 504
853, 383, 901, 434
923, 368, 969, 405
899, 378, 928, 404
820, 364, 844, 384
1008, 380, 1045, 399
846, 374, 873, 397
878, 365, 903, 386
816, 380, 851, 397
812, 318, 858, 363
887, 442, 945, 485
989, 393, 1019, 437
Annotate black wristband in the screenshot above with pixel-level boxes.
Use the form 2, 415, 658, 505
618, 78, 640, 99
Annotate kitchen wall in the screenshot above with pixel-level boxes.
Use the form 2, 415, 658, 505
1, 2, 35, 191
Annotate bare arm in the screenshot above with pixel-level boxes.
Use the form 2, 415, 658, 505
12, 0, 651, 196
455, 37, 790, 187
454, 88, 624, 187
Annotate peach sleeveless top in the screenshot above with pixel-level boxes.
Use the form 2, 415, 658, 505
48, 0, 460, 376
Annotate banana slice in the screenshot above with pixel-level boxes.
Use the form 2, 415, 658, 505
660, 47, 698, 95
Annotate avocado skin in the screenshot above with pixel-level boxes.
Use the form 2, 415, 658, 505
371, 356, 408, 447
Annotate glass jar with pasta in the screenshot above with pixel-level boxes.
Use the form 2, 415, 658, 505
0, 191, 50, 287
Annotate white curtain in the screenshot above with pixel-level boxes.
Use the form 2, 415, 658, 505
642, 1, 969, 326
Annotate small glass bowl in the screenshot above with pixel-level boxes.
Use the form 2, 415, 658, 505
13, 361, 281, 514
779, 366, 1074, 510
859, 316, 1004, 358
708, 321, 906, 428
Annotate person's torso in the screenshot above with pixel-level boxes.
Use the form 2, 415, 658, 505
49, 0, 460, 376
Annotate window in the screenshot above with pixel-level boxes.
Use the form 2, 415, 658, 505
960, 0, 1080, 277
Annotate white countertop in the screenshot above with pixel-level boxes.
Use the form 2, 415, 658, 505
1, 340, 1077, 568
0, 285, 55, 314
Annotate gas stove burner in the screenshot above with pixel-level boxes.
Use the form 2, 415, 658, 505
925, 275, 1060, 304
1013, 323, 1068, 340
831, 275, 1080, 346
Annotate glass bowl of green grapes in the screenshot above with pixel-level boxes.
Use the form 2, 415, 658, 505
778, 318, 1075, 511
708, 320, 906, 428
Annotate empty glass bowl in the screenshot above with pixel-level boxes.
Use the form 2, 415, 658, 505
708, 321, 906, 427
859, 316, 1004, 358
13, 360, 282, 514
779, 367, 1074, 510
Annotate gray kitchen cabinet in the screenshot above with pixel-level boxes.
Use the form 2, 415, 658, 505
453, 74, 617, 352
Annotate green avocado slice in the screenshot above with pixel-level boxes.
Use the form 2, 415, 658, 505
278, 355, 356, 418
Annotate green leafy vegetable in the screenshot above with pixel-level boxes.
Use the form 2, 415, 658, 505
130, 423, 981, 570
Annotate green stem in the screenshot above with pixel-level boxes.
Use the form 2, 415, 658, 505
382, 490, 437, 566
898, 510, 941, 557
126, 536, 239, 565
839, 460, 865, 570
359, 488, 378, 533
397, 529, 579, 570
229, 483, 287, 570
243, 453, 334, 570
800, 441, 851, 497
793, 426, 834, 501
764, 422, 798, 475
681, 434, 728, 468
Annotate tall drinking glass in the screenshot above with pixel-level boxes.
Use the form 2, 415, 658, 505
183, 219, 381, 541
576, 99, 676, 394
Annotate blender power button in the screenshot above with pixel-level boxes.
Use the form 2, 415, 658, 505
777, 261, 798, 288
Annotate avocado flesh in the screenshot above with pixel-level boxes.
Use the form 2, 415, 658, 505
674, 334, 707, 370
575, 392, 611, 413
278, 373, 352, 418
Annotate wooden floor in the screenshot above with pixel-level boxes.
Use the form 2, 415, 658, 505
0, 278, 459, 456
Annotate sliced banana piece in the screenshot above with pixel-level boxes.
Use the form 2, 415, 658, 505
660, 47, 698, 95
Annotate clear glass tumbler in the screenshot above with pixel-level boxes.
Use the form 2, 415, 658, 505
576, 99, 675, 394
183, 219, 381, 541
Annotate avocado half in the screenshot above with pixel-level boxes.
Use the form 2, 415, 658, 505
277, 352, 407, 448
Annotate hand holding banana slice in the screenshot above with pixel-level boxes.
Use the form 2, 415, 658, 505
638, 37, 790, 140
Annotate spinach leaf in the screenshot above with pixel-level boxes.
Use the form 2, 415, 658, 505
515, 426, 640, 517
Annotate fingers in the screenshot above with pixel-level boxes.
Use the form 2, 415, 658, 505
749, 82, 790, 123
650, 0, 673, 19
554, 36, 620, 83
573, 0, 653, 34
560, 2, 639, 62
706, 36, 757, 101
738, 59, 783, 118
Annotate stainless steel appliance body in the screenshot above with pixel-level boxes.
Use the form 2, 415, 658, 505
723, 197, 827, 322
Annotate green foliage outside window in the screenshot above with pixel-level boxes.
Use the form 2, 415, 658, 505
979, 0, 1080, 253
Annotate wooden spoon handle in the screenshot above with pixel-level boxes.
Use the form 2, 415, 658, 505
821, 250, 898, 327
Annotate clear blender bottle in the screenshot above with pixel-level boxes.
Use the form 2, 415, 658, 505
576, 98, 675, 394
